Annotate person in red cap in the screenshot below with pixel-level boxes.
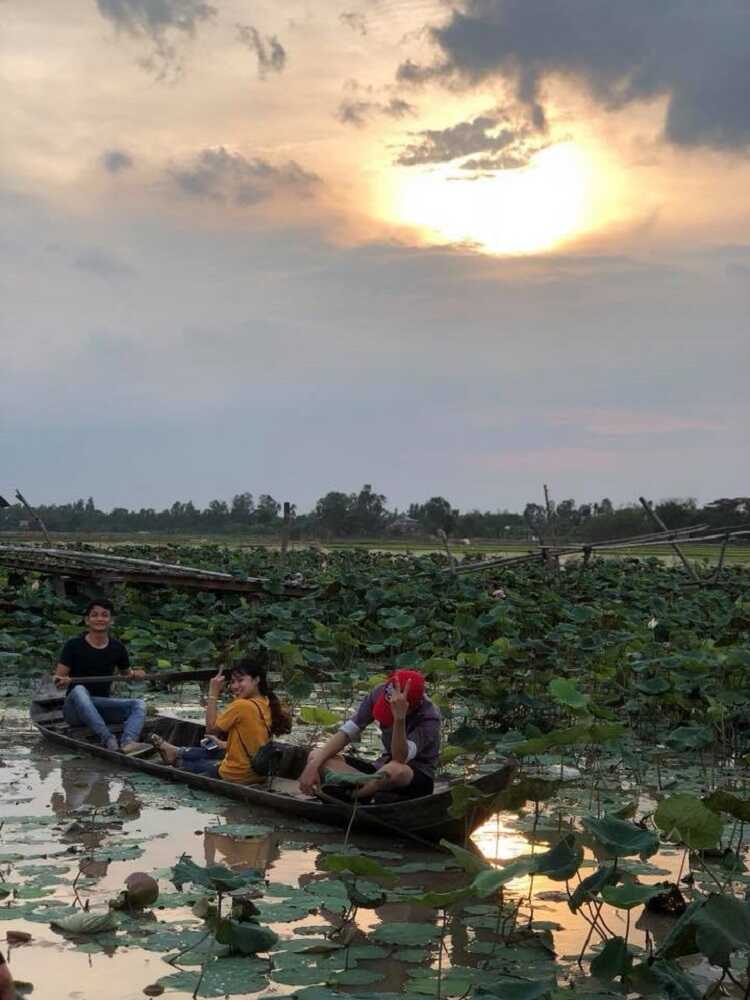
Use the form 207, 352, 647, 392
298, 669, 441, 803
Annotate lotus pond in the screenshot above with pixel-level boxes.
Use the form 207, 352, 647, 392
1, 547, 750, 1000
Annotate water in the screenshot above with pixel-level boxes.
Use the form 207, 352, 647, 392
0, 717, 734, 1000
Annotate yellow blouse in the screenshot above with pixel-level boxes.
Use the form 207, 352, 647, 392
216, 696, 271, 783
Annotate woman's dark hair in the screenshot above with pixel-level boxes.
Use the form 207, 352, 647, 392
231, 659, 292, 736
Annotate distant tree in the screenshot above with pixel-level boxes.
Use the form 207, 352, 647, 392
414, 497, 455, 534
253, 494, 281, 526
230, 492, 255, 523
654, 498, 698, 530
314, 491, 351, 536
348, 484, 387, 535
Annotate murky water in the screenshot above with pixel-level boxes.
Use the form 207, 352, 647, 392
0, 715, 725, 1000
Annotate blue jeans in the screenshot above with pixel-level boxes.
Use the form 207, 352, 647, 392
178, 746, 223, 779
63, 685, 146, 747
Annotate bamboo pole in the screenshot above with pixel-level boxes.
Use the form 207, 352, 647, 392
15, 490, 52, 546
638, 497, 700, 583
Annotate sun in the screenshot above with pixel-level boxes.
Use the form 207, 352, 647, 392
387, 142, 593, 255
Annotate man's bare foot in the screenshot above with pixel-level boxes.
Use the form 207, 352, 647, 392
150, 734, 178, 765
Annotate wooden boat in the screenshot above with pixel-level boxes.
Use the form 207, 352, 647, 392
31, 691, 516, 844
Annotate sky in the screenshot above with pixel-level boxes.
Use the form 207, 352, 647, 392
1, 0, 748, 514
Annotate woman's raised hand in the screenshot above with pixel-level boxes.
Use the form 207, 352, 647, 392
208, 672, 226, 698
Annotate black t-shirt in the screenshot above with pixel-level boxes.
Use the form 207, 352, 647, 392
59, 634, 130, 698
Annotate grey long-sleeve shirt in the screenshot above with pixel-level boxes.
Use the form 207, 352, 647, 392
340, 684, 441, 779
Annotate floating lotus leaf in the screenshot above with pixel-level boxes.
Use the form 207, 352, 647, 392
329, 968, 385, 986
401, 886, 474, 908
158, 958, 268, 997
171, 855, 259, 893
215, 917, 278, 954
373, 922, 442, 945
582, 815, 659, 858
408, 967, 475, 995
474, 978, 554, 1000
50, 910, 118, 935
654, 795, 722, 849
320, 854, 396, 879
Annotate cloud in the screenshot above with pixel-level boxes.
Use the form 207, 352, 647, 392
167, 146, 321, 204
73, 247, 133, 277
395, 109, 542, 168
96, 0, 216, 80
340, 11, 367, 36
235, 24, 286, 79
101, 149, 134, 174
335, 87, 415, 128
399, 1, 750, 150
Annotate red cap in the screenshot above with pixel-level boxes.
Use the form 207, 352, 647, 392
372, 669, 425, 727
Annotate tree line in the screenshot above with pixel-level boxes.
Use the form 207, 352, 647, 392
1, 487, 748, 542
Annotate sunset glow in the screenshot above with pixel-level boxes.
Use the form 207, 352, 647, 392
389, 143, 593, 255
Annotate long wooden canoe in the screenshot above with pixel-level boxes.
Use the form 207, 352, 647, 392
31, 692, 516, 843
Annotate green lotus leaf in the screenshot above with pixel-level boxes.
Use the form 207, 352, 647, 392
215, 917, 278, 955
548, 678, 590, 711
568, 865, 619, 912
299, 706, 341, 726
582, 814, 659, 859
654, 795, 723, 849
600, 882, 664, 910
50, 910, 118, 935
319, 854, 396, 879
704, 789, 750, 823
590, 936, 632, 982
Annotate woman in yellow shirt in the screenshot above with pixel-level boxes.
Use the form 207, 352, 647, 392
152, 661, 286, 783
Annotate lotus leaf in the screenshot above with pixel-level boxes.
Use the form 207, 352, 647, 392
548, 678, 590, 711
439, 838, 491, 875
600, 882, 664, 910
659, 894, 750, 969
474, 978, 554, 1000
50, 910, 118, 935
215, 917, 278, 954
654, 795, 723, 849
666, 726, 713, 752
582, 815, 659, 859
158, 958, 268, 997
171, 855, 259, 892
568, 865, 619, 912
299, 706, 341, 726
319, 853, 395, 879
373, 922, 442, 945
590, 936, 632, 981
648, 958, 700, 999
704, 789, 750, 823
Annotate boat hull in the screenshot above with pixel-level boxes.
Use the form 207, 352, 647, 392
31, 698, 516, 843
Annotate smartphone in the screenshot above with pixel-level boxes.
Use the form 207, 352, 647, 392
200, 736, 221, 751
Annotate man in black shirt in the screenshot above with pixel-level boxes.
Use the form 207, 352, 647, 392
54, 599, 147, 753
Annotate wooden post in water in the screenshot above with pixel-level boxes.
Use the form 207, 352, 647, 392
638, 496, 700, 584
15, 490, 52, 547
280, 502, 292, 561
